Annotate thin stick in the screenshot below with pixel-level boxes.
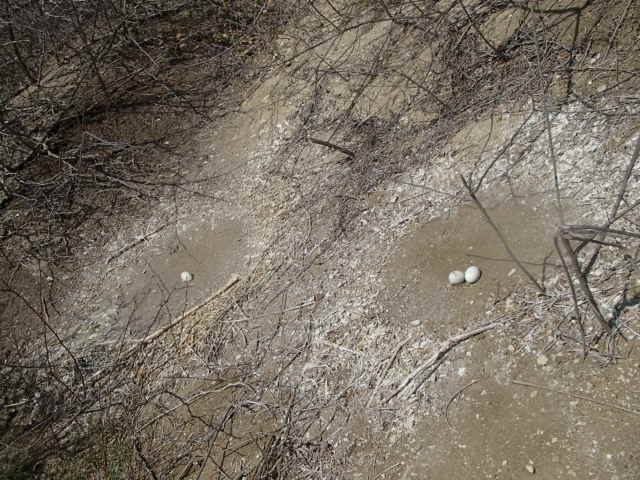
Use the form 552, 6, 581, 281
373, 462, 402, 480
565, 235, 622, 248
568, 224, 640, 241
445, 378, 482, 430
512, 379, 640, 416
134, 439, 160, 480
544, 104, 565, 223
107, 222, 171, 263
249, 299, 316, 319
383, 322, 497, 404
367, 336, 411, 407
473, 109, 535, 192
557, 234, 610, 332
455, 0, 501, 57
461, 175, 545, 293
583, 135, 640, 272
554, 235, 587, 355
392, 69, 451, 111
40, 295, 87, 392
136, 387, 244, 433
309, 136, 355, 158
114, 275, 240, 365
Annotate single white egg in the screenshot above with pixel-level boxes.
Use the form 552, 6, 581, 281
180, 271, 193, 282
448, 270, 465, 285
465, 266, 481, 284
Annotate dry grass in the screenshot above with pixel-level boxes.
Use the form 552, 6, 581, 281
2, 0, 640, 478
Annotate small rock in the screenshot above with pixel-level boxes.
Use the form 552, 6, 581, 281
526, 463, 536, 474
536, 354, 549, 366
180, 271, 194, 282
465, 266, 481, 284
448, 270, 465, 285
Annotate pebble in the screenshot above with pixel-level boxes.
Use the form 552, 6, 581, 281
465, 266, 481, 284
537, 354, 549, 366
180, 271, 194, 282
526, 463, 536, 474
448, 270, 465, 285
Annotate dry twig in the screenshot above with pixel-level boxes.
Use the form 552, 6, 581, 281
383, 323, 497, 404
512, 379, 640, 416
461, 175, 545, 293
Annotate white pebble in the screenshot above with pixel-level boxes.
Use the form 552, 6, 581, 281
464, 266, 481, 284
180, 271, 193, 282
448, 270, 465, 285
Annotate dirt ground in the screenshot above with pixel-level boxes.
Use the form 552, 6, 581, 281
59, 64, 640, 480
6, 2, 640, 478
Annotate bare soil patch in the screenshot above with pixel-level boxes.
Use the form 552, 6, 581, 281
4, 1, 640, 479
383, 193, 561, 335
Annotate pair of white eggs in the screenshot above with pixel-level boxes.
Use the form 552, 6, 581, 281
448, 266, 481, 285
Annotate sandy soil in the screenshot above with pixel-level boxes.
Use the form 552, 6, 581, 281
14, 2, 640, 478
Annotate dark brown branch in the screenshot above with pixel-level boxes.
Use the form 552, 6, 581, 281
557, 231, 611, 332
554, 235, 587, 355
568, 225, 640, 241
309, 137, 355, 158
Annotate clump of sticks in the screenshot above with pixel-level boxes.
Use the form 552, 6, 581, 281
462, 135, 640, 356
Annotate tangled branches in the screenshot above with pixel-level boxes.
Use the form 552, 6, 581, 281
0, 0, 286, 267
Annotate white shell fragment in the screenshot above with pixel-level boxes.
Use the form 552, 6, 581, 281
448, 270, 465, 285
180, 271, 194, 282
464, 266, 481, 284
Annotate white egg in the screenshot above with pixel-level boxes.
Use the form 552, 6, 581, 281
465, 266, 481, 284
448, 270, 465, 285
180, 271, 193, 282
